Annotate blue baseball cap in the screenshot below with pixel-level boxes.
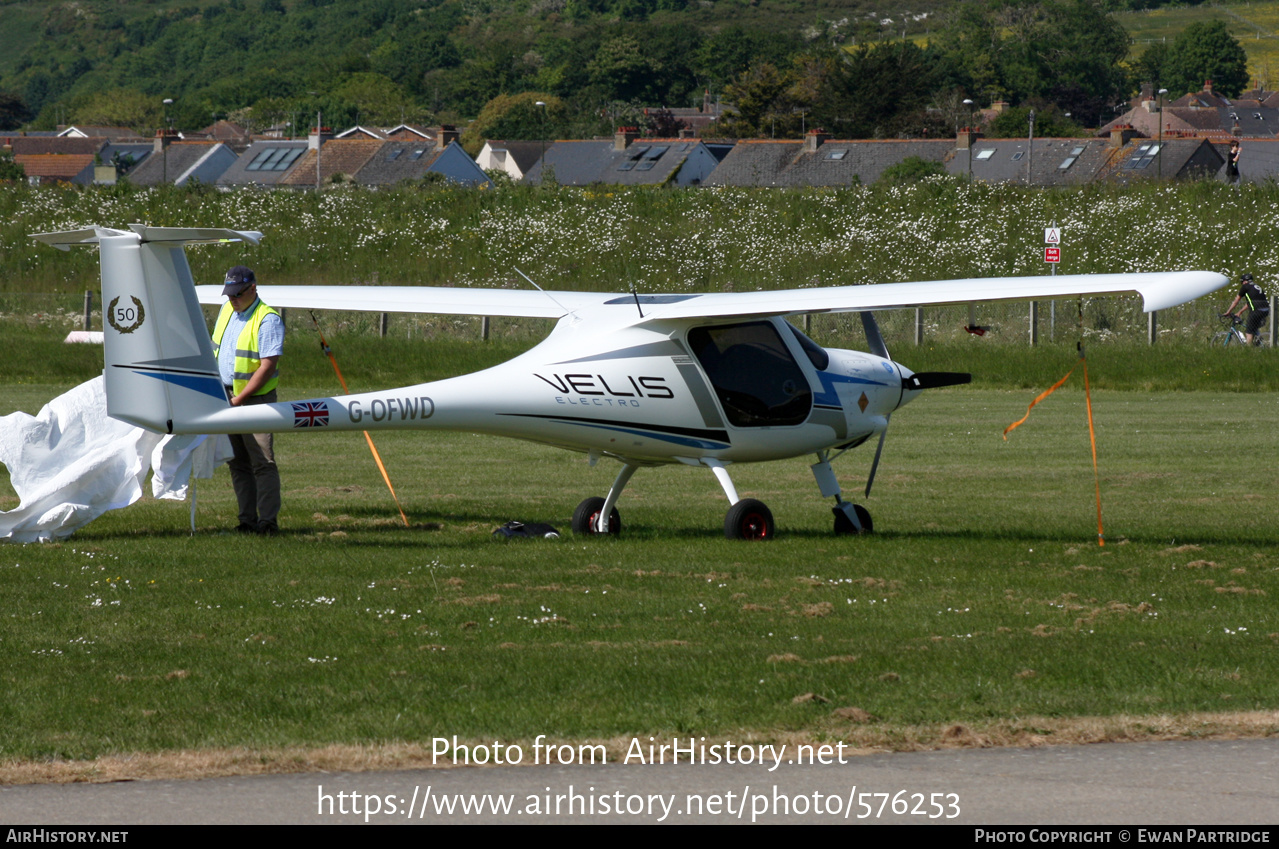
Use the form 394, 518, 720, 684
222, 265, 256, 296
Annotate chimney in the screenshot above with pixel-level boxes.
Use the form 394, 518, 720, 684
153, 128, 178, 154
803, 128, 830, 152
678, 127, 696, 139
1110, 125, 1139, 148
957, 127, 983, 149
614, 126, 640, 150
1204, 79, 1214, 95
308, 125, 333, 150
436, 124, 459, 150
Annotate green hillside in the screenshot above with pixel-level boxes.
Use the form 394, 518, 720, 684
1116, 1, 1279, 91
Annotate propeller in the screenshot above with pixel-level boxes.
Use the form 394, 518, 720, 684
858, 313, 972, 497
903, 371, 972, 391
860, 312, 891, 498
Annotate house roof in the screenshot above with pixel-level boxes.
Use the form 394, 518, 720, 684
384, 124, 434, 140
525, 138, 715, 186
126, 141, 234, 185
278, 139, 385, 186
194, 120, 252, 151
706, 138, 955, 187
483, 140, 545, 175
952, 138, 1118, 185
56, 125, 141, 140
352, 140, 445, 185
1217, 137, 1279, 182
336, 126, 389, 140
217, 140, 308, 186
1097, 138, 1223, 181
11, 137, 106, 156
13, 153, 95, 181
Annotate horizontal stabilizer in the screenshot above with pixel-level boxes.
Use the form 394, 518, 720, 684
31, 225, 261, 250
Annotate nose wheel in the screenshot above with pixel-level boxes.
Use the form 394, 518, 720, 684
833, 502, 873, 535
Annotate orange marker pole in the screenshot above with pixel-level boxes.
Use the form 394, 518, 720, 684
309, 311, 410, 528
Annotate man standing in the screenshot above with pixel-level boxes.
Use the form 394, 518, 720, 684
213, 266, 284, 535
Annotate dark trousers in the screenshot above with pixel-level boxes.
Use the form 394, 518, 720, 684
227, 389, 280, 529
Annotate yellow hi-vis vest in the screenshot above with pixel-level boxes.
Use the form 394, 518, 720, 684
212, 299, 280, 397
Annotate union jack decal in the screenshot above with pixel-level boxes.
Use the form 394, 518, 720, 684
292, 400, 330, 428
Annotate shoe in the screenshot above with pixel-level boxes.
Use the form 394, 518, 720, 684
235, 522, 257, 534
257, 523, 279, 536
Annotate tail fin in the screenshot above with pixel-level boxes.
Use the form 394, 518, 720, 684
31, 225, 262, 434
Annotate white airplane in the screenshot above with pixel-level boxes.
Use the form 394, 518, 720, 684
33, 224, 1228, 540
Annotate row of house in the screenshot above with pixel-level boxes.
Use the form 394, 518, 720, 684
3, 123, 491, 189
8, 85, 1274, 191
476, 126, 1231, 188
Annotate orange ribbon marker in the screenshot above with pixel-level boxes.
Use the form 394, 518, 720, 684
1003, 347, 1105, 547
310, 311, 411, 528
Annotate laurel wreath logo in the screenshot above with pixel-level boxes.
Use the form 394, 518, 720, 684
107, 295, 146, 334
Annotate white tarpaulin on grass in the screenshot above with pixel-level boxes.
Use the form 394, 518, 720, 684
0, 377, 231, 543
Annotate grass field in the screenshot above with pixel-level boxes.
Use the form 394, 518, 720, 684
2, 325, 1277, 782
1117, 1, 1279, 91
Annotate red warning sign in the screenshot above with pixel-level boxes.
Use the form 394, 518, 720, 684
1044, 247, 1061, 263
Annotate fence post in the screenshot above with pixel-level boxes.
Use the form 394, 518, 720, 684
914, 307, 923, 345
803, 313, 811, 334
379, 312, 388, 337
481, 316, 490, 341
83, 290, 92, 331
1029, 301, 1038, 346
1147, 310, 1157, 345
1271, 297, 1277, 348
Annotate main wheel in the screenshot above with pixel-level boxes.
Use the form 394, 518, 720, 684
724, 498, 774, 541
571, 497, 621, 536
833, 503, 873, 535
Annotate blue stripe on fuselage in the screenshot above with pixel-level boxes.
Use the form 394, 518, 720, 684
136, 370, 227, 400
812, 371, 890, 407
553, 419, 731, 450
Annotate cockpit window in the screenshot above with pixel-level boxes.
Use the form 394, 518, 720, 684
785, 321, 829, 370
688, 321, 812, 427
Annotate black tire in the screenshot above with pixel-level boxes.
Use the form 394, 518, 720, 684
833, 503, 873, 535
571, 497, 620, 536
724, 498, 774, 541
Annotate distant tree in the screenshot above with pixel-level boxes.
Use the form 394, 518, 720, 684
984, 104, 1085, 138
75, 89, 160, 132
1164, 21, 1249, 98
719, 61, 803, 138
643, 108, 687, 137
459, 92, 567, 155
878, 156, 948, 183
0, 148, 25, 182
0, 91, 32, 130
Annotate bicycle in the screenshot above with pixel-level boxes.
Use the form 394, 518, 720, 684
1213, 313, 1264, 347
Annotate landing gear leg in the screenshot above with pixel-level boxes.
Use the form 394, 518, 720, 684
811, 451, 873, 535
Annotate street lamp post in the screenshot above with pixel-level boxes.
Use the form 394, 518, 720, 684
1157, 88, 1168, 179
162, 98, 173, 184
1027, 109, 1035, 185
963, 98, 974, 179
535, 100, 547, 184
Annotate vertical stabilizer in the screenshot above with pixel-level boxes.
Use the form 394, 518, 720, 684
32, 226, 263, 434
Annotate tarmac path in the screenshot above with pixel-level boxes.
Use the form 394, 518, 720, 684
2, 739, 1277, 825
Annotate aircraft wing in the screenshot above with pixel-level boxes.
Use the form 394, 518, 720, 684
638, 271, 1229, 321
194, 284, 600, 319
194, 270, 1227, 321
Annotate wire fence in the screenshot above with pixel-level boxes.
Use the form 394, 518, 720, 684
1, 290, 1268, 348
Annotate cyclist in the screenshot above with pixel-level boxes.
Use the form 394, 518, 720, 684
1222, 273, 1271, 346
